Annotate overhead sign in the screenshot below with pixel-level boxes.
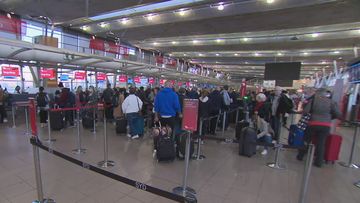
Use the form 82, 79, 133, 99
263, 80, 276, 88
96, 72, 106, 81
133, 76, 141, 84
148, 77, 155, 85
75, 71, 85, 80
89, 38, 129, 55
178, 82, 183, 86
182, 99, 199, 131
0, 15, 25, 35
119, 75, 127, 83
40, 68, 55, 79
140, 76, 148, 86
1, 66, 20, 77
155, 56, 177, 66
159, 79, 165, 85
60, 74, 69, 81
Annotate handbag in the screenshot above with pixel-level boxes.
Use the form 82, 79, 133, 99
136, 96, 142, 116
297, 98, 315, 131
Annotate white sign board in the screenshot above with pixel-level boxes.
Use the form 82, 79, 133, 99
263, 80, 276, 88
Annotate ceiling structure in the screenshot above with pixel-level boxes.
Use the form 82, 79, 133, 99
1, 0, 360, 83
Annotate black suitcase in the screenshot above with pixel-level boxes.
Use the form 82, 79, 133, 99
235, 121, 249, 140
50, 111, 64, 131
116, 118, 127, 134
82, 115, 94, 129
177, 134, 194, 159
239, 127, 257, 157
157, 136, 176, 162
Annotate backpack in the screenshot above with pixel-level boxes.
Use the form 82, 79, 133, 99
280, 94, 294, 113
37, 93, 47, 107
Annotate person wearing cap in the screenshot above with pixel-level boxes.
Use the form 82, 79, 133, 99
297, 88, 342, 167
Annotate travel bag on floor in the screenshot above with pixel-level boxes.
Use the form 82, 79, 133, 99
82, 111, 94, 129
238, 127, 257, 157
312, 134, 342, 163
50, 111, 64, 131
288, 124, 304, 147
235, 121, 250, 140
116, 118, 127, 134
177, 133, 195, 159
157, 136, 176, 162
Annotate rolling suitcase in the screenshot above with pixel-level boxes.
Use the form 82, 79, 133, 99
235, 121, 249, 140
177, 133, 195, 159
50, 111, 64, 131
82, 111, 94, 129
116, 118, 127, 134
312, 134, 342, 164
157, 136, 176, 162
288, 125, 304, 147
238, 127, 257, 157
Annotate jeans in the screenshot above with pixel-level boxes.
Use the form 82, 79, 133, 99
298, 125, 330, 167
258, 135, 272, 150
126, 113, 139, 136
271, 115, 281, 142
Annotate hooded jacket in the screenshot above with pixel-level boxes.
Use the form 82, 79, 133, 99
154, 88, 181, 117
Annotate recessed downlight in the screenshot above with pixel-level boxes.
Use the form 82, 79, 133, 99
311, 33, 319, 38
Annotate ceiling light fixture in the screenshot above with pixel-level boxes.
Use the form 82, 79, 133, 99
192, 40, 199, 44
277, 52, 283, 56
217, 3, 225, 11
321, 61, 326, 64
120, 18, 129, 25
183, 54, 187, 56
216, 38, 224, 43
266, 0, 275, 4
198, 53, 203, 56
333, 51, 340, 54
81, 25, 89, 31
234, 53, 239, 56
171, 41, 178, 45
311, 33, 319, 38
145, 13, 157, 21
153, 42, 158, 46
303, 52, 309, 55
254, 52, 260, 56
242, 38, 250, 42
216, 53, 220, 56
176, 8, 189, 16
99, 22, 108, 28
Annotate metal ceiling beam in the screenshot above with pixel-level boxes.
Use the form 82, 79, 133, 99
7, 48, 32, 58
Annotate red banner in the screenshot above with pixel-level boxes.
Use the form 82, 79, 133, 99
186, 82, 190, 87
160, 79, 165, 85
133, 76, 140, 84
0, 15, 24, 35
156, 56, 177, 66
178, 82, 183, 86
90, 38, 129, 55
170, 80, 175, 86
119, 75, 127, 83
2, 66, 20, 77
74, 71, 85, 80
96, 72, 106, 81
148, 77, 155, 85
40, 68, 55, 79
182, 99, 199, 131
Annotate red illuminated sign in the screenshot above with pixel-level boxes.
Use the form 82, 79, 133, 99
178, 82, 183, 86
89, 38, 129, 55
133, 76, 140, 84
182, 99, 199, 131
119, 75, 127, 83
74, 71, 85, 80
96, 73, 106, 81
40, 68, 55, 79
186, 82, 190, 87
1, 66, 20, 77
148, 77, 155, 84
160, 79, 165, 85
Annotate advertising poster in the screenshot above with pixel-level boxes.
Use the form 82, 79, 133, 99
1, 65, 20, 77
40, 68, 55, 79
96, 72, 106, 81
182, 99, 199, 131
75, 71, 85, 80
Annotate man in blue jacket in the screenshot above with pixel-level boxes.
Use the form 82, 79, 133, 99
154, 81, 182, 132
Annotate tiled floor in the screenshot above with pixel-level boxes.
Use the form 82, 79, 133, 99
0, 113, 360, 203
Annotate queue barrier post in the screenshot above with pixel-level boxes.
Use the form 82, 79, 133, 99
72, 109, 86, 154
222, 111, 226, 136
339, 123, 359, 169
235, 108, 239, 123
24, 106, 30, 135
195, 119, 205, 160
267, 144, 286, 170
298, 144, 315, 203
11, 104, 16, 128
92, 107, 96, 134
173, 132, 197, 202
44, 110, 56, 143
98, 111, 115, 168
215, 109, 221, 132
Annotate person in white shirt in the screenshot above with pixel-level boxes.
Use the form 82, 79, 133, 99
257, 115, 274, 155
122, 87, 143, 139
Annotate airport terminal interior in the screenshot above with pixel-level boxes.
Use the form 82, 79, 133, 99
0, 0, 360, 203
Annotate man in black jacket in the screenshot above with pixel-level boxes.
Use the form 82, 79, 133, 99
208, 87, 223, 135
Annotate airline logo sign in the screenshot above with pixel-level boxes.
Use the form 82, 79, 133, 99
40, 68, 55, 79
1, 66, 20, 77
0, 15, 25, 35
75, 71, 86, 80
133, 76, 141, 84
148, 77, 155, 84
90, 38, 129, 55
156, 56, 177, 66
96, 73, 106, 81
119, 75, 127, 83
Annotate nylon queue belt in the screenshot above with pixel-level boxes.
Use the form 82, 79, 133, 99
30, 137, 187, 203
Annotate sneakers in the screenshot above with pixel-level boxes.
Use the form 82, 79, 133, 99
152, 150, 157, 158
132, 135, 140, 139
261, 149, 268, 155
127, 134, 132, 138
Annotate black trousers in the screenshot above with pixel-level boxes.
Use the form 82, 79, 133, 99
209, 110, 220, 134
160, 116, 176, 132
270, 115, 281, 142
39, 109, 47, 123
104, 103, 114, 120
298, 125, 330, 167
0, 105, 5, 123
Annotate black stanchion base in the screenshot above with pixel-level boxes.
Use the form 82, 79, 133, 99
354, 181, 360, 188
267, 162, 286, 170
339, 162, 360, 169
32, 198, 56, 203
173, 186, 197, 203
72, 148, 86, 154
97, 160, 115, 168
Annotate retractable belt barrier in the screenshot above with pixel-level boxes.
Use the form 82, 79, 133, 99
30, 137, 187, 203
